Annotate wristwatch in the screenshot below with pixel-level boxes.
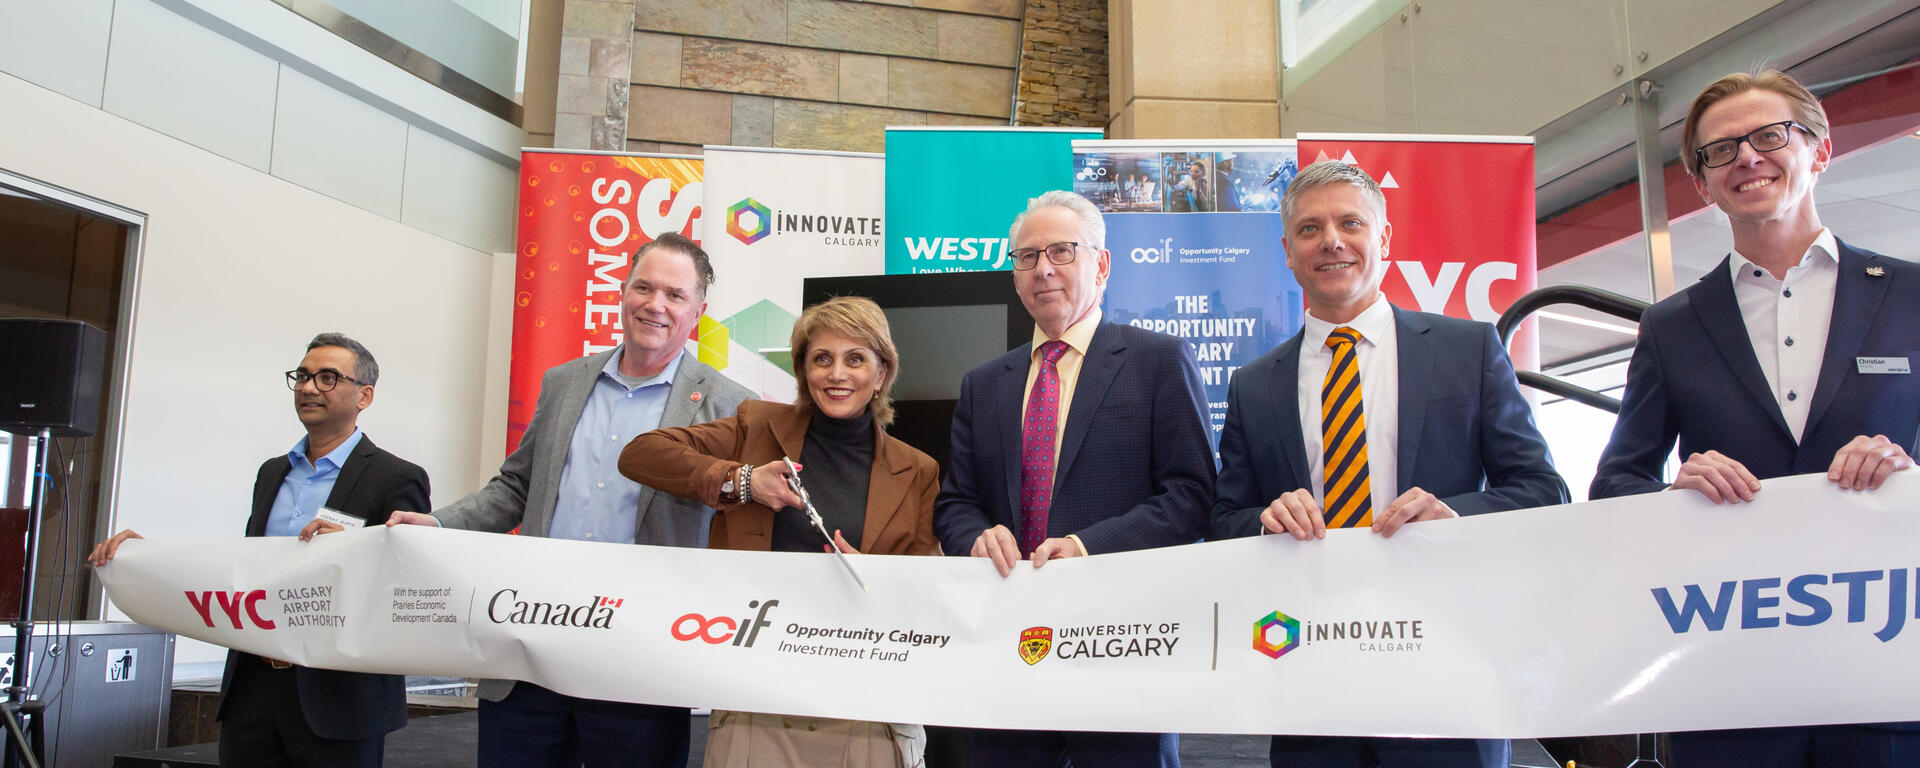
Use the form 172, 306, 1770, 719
722, 464, 753, 505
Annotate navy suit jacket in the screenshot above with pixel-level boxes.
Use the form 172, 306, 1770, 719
1211, 306, 1567, 538
1592, 240, 1920, 499
935, 321, 1216, 556
221, 435, 430, 741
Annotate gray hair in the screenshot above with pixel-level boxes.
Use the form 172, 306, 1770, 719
307, 333, 379, 386
1009, 190, 1107, 250
1280, 161, 1388, 230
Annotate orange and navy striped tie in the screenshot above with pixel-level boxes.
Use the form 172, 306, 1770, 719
1321, 327, 1373, 528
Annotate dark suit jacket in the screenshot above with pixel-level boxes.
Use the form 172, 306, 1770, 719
621, 399, 941, 556
1211, 306, 1567, 538
219, 434, 430, 741
934, 322, 1216, 556
1592, 240, 1920, 500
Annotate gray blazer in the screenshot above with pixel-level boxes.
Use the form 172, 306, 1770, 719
435, 348, 752, 701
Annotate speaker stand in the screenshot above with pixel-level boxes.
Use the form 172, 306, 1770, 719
0, 428, 50, 768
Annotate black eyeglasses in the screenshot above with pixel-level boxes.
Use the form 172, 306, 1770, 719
285, 369, 368, 392
1695, 120, 1813, 170
1010, 242, 1083, 271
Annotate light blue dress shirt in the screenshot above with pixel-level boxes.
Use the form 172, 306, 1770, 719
265, 429, 365, 538
549, 349, 682, 544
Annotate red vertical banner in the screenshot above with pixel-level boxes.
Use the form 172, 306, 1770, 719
1294, 136, 1537, 371
510, 151, 704, 455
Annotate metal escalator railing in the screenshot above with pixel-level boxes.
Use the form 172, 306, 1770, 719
1496, 285, 1651, 414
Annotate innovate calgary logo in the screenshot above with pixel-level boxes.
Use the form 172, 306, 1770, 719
726, 197, 881, 247
1251, 609, 1426, 659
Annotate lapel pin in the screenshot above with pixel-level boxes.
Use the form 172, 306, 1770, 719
690, 392, 703, 402
1866, 265, 1885, 278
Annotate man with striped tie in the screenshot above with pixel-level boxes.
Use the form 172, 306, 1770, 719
1210, 160, 1567, 768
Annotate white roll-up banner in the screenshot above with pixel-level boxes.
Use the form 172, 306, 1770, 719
97, 472, 1920, 737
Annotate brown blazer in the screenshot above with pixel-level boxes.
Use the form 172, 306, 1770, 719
620, 399, 941, 556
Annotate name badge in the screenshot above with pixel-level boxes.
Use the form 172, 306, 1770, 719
315, 507, 368, 529
1856, 356, 1911, 375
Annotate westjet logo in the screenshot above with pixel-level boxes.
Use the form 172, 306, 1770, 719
1652, 567, 1917, 642
903, 237, 1010, 270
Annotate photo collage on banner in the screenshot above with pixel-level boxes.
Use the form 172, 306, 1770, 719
1076, 140, 1304, 451
510, 151, 705, 455
1294, 135, 1539, 369
700, 147, 886, 402
884, 126, 1101, 275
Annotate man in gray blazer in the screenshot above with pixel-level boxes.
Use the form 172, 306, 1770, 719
390, 232, 751, 768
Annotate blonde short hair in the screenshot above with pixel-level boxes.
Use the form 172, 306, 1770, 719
789, 296, 899, 427
1682, 70, 1829, 177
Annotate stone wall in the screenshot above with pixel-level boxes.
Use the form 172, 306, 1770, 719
622, 0, 1024, 154
1014, 0, 1107, 127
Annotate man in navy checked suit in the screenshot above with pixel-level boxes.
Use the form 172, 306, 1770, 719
1592, 70, 1918, 768
935, 190, 1216, 768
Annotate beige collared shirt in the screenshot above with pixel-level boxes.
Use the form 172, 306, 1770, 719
1022, 306, 1103, 465
1020, 306, 1102, 555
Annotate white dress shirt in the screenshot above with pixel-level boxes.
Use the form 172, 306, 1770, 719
1297, 296, 1399, 516
1728, 228, 1838, 443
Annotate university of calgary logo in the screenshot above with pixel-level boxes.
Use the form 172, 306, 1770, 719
1018, 626, 1053, 665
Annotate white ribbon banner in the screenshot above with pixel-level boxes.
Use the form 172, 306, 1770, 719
99, 472, 1920, 737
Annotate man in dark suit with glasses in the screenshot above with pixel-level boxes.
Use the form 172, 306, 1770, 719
92, 332, 429, 767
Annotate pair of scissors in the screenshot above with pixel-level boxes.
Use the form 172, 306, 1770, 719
782, 456, 870, 592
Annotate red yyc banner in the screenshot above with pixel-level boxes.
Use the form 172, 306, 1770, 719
1295, 136, 1538, 370
510, 151, 704, 454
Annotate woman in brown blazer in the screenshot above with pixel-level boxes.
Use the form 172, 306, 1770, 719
620, 296, 937, 767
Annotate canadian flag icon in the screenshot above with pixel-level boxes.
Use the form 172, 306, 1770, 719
599, 597, 624, 608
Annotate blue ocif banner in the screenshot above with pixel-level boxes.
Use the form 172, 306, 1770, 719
1078, 142, 1302, 450
885, 127, 1101, 274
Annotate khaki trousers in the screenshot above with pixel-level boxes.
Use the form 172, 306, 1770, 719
703, 710, 925, 768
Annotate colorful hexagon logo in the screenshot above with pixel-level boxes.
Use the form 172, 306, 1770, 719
726, 197, 771, 245
1253, 610, 1300, 659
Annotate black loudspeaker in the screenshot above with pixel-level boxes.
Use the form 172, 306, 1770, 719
0, 319, 108, 438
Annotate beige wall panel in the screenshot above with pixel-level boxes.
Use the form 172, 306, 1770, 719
681, 38, 839, 101
1626, 0, 1783, 75
733, 94, 775, 145
1127, 99, 1279, 138
914, 0, 1025, 19
630, 31, 684, 87
636, 0, 788, 44
889, 58, 1015, 117
628, 85, 733, 145
840, 53, 890, 106
1107, 106, 1135, 138
562, 0, 636, 41
1109, 0, 1132, 121
789, 0, 938, 58
927, 112, 1007, 125
523, 0, 564, 135
772, 100, 924, 152
1409, 0, 1625, 134
938, 13, 1022, 67
1280, 17, 1410, 135
1126, 0, 1277, 102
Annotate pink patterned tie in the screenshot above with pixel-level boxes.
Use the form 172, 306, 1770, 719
1020, 340, 1071, 555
